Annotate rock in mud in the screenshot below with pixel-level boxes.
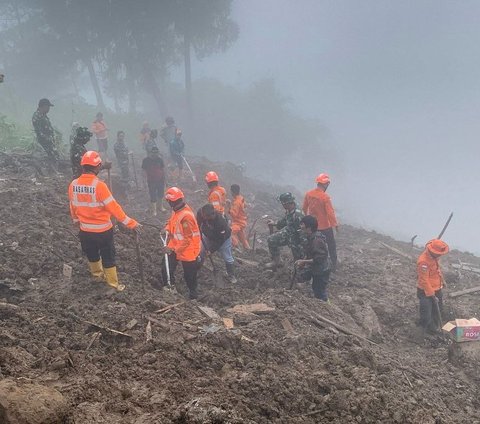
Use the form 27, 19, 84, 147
0, 378, 68, 424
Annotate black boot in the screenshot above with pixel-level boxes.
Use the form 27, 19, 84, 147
225, 262, 237, 284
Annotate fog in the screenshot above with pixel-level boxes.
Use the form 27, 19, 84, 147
192, 0, 480, 253
1, 0, 480, 252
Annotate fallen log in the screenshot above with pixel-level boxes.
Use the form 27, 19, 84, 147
452, 263, 480, 274
449, 286, 480, 298
378, 241, 413, 260
313, 313, 378, 345
226, 303, 275, 315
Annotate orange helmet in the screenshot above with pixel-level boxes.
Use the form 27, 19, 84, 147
316, 173, 330, 185
81, 151, 102, 167
426, 239, 449, 256
165, 187, 184, 202
205, 171, 219, 183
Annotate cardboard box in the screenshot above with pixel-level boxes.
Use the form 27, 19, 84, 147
442, 318, 480, 342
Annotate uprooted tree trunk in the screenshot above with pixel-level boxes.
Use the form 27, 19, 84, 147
85, 58, 106, 110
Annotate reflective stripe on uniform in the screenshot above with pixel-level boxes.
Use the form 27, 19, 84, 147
80, 222, 111, 230
211, 201, 220, 206
71, 200, 103, 207
103, 195, 114, 205
122, 217, 131, 225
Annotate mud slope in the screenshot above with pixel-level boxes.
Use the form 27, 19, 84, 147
1, 152, 480, 424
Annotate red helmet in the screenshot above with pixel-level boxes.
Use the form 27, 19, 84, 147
165, 187, 184, 202
205, 171, 219, 183
81, 151, 102, 167
316, 173, 330, 185
426, 239, 449, 256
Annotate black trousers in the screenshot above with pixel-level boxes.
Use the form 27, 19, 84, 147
161, 253, 198, 294
302, 269, 331, 301
147, 180, 165, 203
320, 227, 337, 269
79, 229, 116, 268
417, 288, 443, 331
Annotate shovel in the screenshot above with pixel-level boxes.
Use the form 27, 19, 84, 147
201, 237, 224, 288
129, 152, 139, 189
181, 155, 197, 182
289, 263, 298, 290
248, 214, 269, 239
160, 232, 175, 292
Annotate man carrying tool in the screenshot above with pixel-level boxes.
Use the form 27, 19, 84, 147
169, 128, 185, 180
416, 239, 449, 334
141, 146, 166, 216
295, 215, 331, 301
197, 203, 237, 284
70, 127, 92, 179
205, 171, 227, 214
68, 151, 140, 291
302, 173, 339, 271
228, 184, 250, 250
32, 98, 59, 174
266, 192, 304, 270
113, 130, 130, 183
160, 187, 201, 299
91, 112, 109, 159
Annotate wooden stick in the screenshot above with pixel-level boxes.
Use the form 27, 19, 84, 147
313, 313, 378, 345
378, 241, 413, 260
86, 332, 101, 350
154, 301, 186, 314
146, 321, 152, 342
449, 286, 480, 298
438, 212, 453, 239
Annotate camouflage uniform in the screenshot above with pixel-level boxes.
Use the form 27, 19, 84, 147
113, 140, 130, 181
70, 127, 92, 179
268, 207, 305, 260
32, 109, 59, 165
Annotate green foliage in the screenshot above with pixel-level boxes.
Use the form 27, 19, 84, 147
0, 115, 34, 151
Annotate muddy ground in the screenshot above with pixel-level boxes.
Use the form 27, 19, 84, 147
1, 152, 480, 423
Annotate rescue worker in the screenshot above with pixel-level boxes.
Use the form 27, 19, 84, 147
91, 112, 109, 159
228, 184, 250, 250
296, 215, 331, 301
417, 239, 449, 334
139, 121, 151, 149
32, 98, 59, 173
160, 116, 177, 147
205, 171, 227, 214
70, 127, 92, 179
266, 192, 304, 270
303, 173, 339, 270
161, 187, 201, 299
197, 203, 237, 283
141, 146, 166, 215
169, 128, 185, 179
68, 151, 139, 291
145, 129, 159, 154
113, 130, 130, 182
70, 122, 80, 145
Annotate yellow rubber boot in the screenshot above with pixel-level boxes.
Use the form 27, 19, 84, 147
104, 266, 125, 292
88, 260, 105, 282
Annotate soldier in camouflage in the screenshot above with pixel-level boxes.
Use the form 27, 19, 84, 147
113, 131, 130, 182
32, 98, 59, 172
265, 192, 305, 270
70, 127, 92, 179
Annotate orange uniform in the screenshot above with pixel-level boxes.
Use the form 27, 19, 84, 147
165, 205, 201, 261
417, 250, 443, 297
208, 186, 227, 214
69, 173, 137, 232
229, 195, 250, 249
302, 188, 338, 230
91, 120, 108, 140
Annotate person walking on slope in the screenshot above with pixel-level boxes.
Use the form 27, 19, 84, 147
228, 184, 250, 250
417, 239, 449, 334
32, 98, 59, 174
145, 129, 159, 154
160, 116, 177, 147
169, 128, 185, 180
296, 215, 331, 301
91, 112, 109, 159
205, 171, 227, 214
266, 192, 304, 270
113, 131, 130, 183
160, 187, 201, 299
68, 151, 139, 291
70, 127, 92, 179
139, 121, 151, 149
141, 146, 166, 216
303, 173, 339, 270
197, 203, 237, 284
